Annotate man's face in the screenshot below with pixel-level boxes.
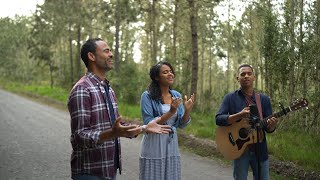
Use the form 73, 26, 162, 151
93, 40, 114, 71
237, 66, 255, 88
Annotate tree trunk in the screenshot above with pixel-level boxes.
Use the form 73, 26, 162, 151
316, 0, 320, 134
76, 24, 81, 79
49, 62, 54, 89
226, 0, 231, 93
209, 39, 213, 96
151, 0, 158, 64
288, 0, 296, 102
200, 37, 204, 111
188, 0, 198, 96
114, 0, 121, 73
173, 0, 178, 66
299, 0, 308, 129
68, 24, 74, 85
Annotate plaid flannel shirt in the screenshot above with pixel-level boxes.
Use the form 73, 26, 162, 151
68, 72, 121, 178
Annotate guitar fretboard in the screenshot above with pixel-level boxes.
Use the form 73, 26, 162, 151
260, 107, 291, 128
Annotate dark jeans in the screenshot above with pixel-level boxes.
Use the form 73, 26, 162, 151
233, 150, 269, 180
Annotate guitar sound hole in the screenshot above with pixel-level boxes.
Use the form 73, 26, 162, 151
239, 128, 248, 139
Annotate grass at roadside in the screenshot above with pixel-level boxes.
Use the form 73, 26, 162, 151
1, 78, 319, 177
184, 112, 218, 139
267, 129, 320, 172
117, 102, 141, 121
0, 79, 69, 104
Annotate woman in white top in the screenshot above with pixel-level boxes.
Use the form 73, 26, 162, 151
139, 61, 195, 180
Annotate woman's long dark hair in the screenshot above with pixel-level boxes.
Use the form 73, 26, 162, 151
148, 61, 175, 102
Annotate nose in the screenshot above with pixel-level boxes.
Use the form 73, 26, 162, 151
169, 72, 175, 77
109, 52, 113, 58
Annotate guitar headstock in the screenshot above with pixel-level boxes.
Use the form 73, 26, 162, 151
290, 98, 308, 111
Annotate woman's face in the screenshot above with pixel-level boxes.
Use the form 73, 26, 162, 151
157, 64, 174, 87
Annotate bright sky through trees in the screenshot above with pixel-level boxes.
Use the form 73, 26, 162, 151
0, 0, 43, 18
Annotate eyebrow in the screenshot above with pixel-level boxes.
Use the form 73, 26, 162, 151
103, 47, 111, 51
162, 69, 173, 73
241, 71, 252, 73
240, 72, 253, 75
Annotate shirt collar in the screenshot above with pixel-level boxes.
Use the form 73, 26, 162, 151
238, 88, 255, 97
86, 71, 110, 86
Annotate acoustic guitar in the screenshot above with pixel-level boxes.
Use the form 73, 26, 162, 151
215, 98, 308, 160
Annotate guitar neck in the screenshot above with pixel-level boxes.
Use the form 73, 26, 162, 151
260, 107, 291, 128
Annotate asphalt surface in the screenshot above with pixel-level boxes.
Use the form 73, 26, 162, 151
0, 89, 234, 180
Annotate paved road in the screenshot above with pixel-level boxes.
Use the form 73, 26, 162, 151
0, 89, 234, 180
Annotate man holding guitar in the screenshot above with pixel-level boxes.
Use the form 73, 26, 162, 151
215, 64, 277, 180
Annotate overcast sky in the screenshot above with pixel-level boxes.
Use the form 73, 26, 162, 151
0, 0, 44, 18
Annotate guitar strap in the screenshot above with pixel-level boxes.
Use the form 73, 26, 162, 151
255, 93, 263, 120
254, 93, 264, 144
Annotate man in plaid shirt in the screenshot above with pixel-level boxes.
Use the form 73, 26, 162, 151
68, 38, 171, 180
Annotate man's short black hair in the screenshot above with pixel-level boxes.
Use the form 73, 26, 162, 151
80, 38, 103, 67
238, 64, 254, 74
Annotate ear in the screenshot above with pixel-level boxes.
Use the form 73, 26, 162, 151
236, 76, 239, 82
88, 52, 96, 62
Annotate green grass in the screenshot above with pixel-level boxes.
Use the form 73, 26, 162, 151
24, 85, 69, 103
270, 171, 287, 180
184, 112, 217, 139
117, 102, 141, 120
267, 129, 320, 172
0, 79, 69, 104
